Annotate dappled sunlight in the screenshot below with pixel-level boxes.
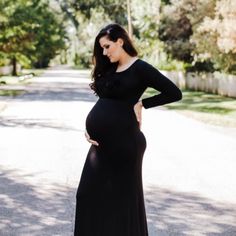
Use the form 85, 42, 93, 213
145, 185, 236, 235
0, 166, 76, 236
3, 166, 236, 236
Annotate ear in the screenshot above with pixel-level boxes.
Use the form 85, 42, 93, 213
117, 38, 124, 47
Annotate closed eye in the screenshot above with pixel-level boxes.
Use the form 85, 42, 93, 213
103, 45, 109, 49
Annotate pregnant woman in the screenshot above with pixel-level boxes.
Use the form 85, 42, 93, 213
74, 23, 182, 236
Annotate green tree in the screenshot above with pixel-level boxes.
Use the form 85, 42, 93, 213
158, 0, 195, 64
55, 0, 127, 68
158, 0, 236, 73
131, 0, 160, 58
0, 0, 36, 75
0, 0, 66, 75
56, 0, 127, 29
29, 2, 67, 68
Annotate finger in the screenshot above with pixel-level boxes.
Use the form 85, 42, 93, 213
88, 138, 99, 146
85, 131, 90, 139
90, 140, 99, 146
139, 111, 142, 122
139, 120, 142, 129
134, 110, 139, 122
137, 111, 142, 122
139, 109, 142, 121
135, 107, 142, 120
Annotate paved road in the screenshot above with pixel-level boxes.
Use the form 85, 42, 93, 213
0, 67, 236, 236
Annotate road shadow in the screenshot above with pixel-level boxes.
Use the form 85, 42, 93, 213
0, 166, 76, 236
12, 82, 98, 103
145, 185, 236, 236
0, 116, 84, 132
1, 166, 236, 236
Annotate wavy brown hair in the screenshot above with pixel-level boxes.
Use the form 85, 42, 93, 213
90, 23, 138, 93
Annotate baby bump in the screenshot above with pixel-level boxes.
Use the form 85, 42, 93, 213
86, 98, 138, 143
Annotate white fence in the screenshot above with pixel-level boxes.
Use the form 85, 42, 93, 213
162, 70, 236, 98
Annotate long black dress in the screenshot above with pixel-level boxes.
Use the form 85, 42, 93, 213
74, 59, 182, 236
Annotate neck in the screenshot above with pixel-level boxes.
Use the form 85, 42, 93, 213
118, 53, 137, 66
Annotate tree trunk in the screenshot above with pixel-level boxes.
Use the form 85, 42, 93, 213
127, 0, 133, 39
12, 56, 17, 76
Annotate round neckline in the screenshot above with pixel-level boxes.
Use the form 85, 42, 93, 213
115, 58, 140, 73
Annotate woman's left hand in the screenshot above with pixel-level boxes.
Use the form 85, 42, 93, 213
133, 100, 143, 129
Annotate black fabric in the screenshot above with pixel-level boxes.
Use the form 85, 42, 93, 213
74, 59, 182, 236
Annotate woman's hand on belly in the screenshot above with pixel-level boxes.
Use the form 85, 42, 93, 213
85, 130, 99, 146
134, 101, 143, 129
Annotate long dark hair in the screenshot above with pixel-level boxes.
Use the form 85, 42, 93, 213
90, 23, 138, 92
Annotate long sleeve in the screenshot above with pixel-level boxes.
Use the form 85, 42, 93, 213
139, 61, 182, 109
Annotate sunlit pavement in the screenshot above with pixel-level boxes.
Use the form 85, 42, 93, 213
0, 67, 236, 236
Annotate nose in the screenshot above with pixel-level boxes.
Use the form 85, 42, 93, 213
103, 48, 107, 56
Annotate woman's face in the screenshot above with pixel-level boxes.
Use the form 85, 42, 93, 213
99, 36, 123, 63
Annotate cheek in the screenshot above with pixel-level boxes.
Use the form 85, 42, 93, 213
108, 45, 116, 54
109, 45, 120, 57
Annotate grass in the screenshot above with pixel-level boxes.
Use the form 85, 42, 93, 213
0, 90, 25, 97
21, 68, 45, 76
0, 71, 38, 97
144, 88, 236, 128
0, 68, 44, 86
0, 76, 30, 85
0, 76, 29, 97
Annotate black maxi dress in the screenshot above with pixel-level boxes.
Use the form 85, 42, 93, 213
74, 59, 182, 236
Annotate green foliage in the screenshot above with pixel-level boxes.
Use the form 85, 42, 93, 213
160, 0, 171, 5
56, 0, 127, 68
57, 0, 127, 27
158, 1, 195, 64
94, 0, 127, 25
0, 0, 34, 70
158, 0, 236, 74
129, 0, 162, 68
1, 0, 234, 75
30, 4, 67, 68
0, 0, 67, 74
73, 8, 112, 68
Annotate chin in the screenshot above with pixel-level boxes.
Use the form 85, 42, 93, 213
109, 58, 118, 63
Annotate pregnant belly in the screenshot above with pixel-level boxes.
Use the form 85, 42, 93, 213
86, 98, 138, 143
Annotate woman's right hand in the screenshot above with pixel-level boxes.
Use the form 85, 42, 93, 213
85, 130, 99, 146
